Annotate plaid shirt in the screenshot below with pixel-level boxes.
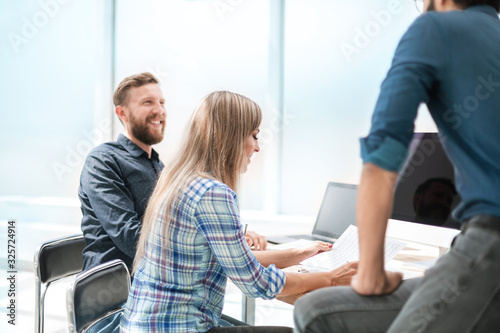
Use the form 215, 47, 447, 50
120, 177, 286, 332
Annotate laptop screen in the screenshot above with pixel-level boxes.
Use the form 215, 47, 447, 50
312, 182, 358, 239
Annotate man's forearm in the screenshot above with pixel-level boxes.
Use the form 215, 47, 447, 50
355, 163, 399, 293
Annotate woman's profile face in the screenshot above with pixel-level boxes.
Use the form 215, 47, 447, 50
242, 129, 260, 173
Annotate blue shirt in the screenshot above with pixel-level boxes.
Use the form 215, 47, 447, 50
120, 177, 286, 333
361, 5, 500, 222
79, 134, 163, 272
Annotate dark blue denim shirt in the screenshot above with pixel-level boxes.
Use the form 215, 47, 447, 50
361, 5, 500, 222
79, 134, 164, 272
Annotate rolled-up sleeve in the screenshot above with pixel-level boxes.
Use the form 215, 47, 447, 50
361, 14, 446, 172
360, 135, 410, 172
195, 185, 286, 299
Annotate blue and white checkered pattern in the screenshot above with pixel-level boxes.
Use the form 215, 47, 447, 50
121, 177, 286, 332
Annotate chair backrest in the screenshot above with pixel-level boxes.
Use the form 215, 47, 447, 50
66, 259, 131, 333
34, 234, 87, 333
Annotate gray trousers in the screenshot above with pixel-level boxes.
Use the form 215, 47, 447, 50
293, 225, 500, 332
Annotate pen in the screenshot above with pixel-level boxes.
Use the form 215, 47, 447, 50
244, 224, 248, 236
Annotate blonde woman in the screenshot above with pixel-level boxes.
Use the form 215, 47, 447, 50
120, 91, 357, 332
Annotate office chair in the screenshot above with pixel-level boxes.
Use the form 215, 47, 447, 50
34, 234, 87, 333
66, 259, 130, 333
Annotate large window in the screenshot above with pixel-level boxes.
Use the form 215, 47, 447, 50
114, 0, 273, 211
281, 0, 430, 215
0, 0, 437, 261
0, 0, 113, 263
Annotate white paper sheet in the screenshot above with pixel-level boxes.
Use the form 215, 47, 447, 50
300, 225, 406, 272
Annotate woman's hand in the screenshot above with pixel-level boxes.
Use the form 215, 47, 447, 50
279, 261, 358, 296
328, 261, 358, 286
299, 241, 333, 260
245, 230, 267, 251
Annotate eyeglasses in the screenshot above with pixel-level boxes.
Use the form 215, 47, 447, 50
414, 0, 424, 13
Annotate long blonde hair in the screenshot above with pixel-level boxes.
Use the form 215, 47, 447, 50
133, 91, 262, 273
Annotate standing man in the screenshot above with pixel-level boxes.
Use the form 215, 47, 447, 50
294, 0, 500, 332
79, 72, 166, 273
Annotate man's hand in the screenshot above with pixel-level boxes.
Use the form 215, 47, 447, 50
351, 269, 403, 295
245, 230, 267, 251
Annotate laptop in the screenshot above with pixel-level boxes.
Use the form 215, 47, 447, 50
267, 182, 358, 244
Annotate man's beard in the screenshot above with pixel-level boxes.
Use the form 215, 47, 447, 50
130, 115, 165, 146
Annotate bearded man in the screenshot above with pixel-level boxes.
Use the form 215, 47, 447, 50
79, 72, 166, 272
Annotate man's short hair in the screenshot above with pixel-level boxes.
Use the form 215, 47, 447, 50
113, 72, 159, 107
453, 0, 500, 11
412, 177, 457, 211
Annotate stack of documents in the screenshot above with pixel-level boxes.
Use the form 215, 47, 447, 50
300, 225, 406, 272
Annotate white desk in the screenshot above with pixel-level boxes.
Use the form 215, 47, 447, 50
241, 240, 441, 324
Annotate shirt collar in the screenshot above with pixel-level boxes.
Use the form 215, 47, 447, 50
466, 5, 499, 19
117, 133, 159, 160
